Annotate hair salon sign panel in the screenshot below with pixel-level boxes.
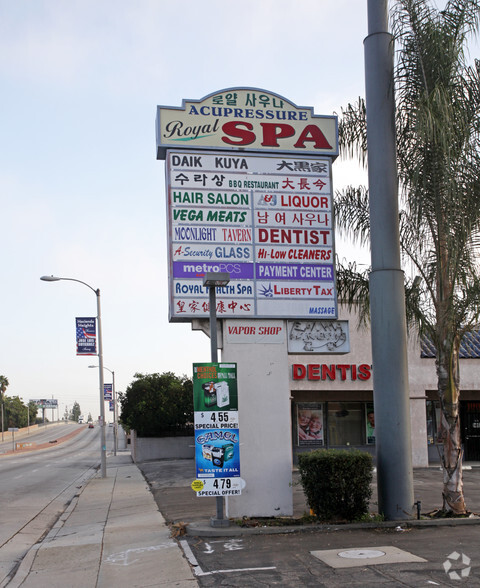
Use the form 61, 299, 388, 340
157, 89, 339, 322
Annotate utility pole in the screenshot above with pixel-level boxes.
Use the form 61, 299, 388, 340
364, 0, 414, 519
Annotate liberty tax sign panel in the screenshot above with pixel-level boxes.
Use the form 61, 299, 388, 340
166, 151, 337, 320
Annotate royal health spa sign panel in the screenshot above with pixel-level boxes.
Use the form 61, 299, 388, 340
157, 88, 339, 322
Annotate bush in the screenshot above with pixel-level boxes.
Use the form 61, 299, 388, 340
298, 449, 373, 521
119, 372, 193, 437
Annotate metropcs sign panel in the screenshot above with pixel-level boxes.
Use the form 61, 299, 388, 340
157, 88, 339, 322
156, 88, 338, 159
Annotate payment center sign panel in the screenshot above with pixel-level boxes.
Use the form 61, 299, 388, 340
167, 151, 337, 321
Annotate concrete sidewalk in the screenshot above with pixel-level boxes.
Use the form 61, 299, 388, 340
9, 453, 197, 588
138, 458, 480, 537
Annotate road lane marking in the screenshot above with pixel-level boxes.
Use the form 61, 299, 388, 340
179, 539, 276, 577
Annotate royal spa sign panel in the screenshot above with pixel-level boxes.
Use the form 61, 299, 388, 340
157, 88, 339, 322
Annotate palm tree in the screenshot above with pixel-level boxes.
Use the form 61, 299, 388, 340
0, 375, 9, 441
336, 0, 480, 514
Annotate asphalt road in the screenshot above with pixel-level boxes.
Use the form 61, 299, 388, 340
0, 422, 80, 453
180, 525, 480, 586
0, 425, 110, 586
140, 458, 480, 586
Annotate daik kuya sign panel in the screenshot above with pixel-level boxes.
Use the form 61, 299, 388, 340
166, 150, 337, 321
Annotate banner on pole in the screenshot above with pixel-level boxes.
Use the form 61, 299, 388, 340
104, 383, 113, 400
76, 317, 97, 355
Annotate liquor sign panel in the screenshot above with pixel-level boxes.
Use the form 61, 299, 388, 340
75, 317, 97, 356
166, 150, 338, 321
156, 88, 338, 159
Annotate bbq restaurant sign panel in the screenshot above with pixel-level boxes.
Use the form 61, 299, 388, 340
157, 88, 339, 322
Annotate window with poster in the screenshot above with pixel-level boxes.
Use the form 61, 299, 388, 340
365, 403, 375, 444
297, 403, 324, 446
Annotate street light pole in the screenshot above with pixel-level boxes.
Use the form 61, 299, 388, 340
89, 364, 117, 456
40, 275, 107, 478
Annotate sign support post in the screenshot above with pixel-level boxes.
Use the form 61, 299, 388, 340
204, 272, 231, 528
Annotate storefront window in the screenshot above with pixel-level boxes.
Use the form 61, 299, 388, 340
296, 403, 324, 447
365, 403, 375, 444
327, 402, 364, 446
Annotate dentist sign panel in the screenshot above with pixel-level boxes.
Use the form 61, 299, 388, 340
156, 88, 339, 322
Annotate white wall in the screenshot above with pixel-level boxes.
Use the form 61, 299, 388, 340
222, 321, 293, 517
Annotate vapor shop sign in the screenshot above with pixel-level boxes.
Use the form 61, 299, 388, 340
158, 88, 339, 322
193, 362, 242, 497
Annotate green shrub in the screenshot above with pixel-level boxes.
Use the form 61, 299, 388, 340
298, 449, 373, 521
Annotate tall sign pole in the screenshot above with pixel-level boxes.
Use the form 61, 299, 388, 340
364, 0, 414, 519
157, 88, 339, 518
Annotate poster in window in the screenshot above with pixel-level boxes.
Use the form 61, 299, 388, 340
297, 403, 324, 446
366, 403, 375, 444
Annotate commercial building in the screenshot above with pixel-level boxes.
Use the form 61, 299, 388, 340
288, 309, 480, 467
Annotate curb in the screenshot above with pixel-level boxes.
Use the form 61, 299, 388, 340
186, 515, 480, 537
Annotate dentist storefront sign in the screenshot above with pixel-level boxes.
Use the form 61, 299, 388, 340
157, 88, 339, 322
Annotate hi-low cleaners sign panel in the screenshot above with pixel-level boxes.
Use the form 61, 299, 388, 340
166, 150, 336, 320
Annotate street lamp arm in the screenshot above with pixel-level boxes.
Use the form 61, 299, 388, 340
40, 275, 99, 296
89, 365, 113, 376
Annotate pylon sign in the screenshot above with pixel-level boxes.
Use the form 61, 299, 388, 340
156, 88, 339, 322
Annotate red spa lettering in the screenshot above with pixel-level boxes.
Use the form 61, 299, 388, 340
260, 123, 296, 147
222, 121, 256, 146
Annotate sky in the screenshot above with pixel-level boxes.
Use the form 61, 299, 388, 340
0, 0, 459, 421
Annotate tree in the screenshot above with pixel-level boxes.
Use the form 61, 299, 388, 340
0, 375, 9, 438
0, 396, 37, 428
336, 0, 480, 514
119, 372, 193, 437
70, 402, 82, 422
0, 375, 8, 398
